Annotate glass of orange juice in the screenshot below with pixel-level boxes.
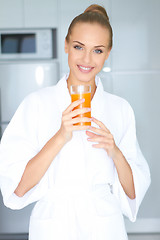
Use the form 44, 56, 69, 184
70, 85, 91, 126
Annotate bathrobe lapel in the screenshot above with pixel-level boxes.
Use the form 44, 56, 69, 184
53, 75, 115, 186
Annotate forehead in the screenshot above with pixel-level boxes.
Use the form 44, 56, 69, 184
70, 22, 109, 46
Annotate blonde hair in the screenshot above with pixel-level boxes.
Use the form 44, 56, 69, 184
66, 4, 113, 49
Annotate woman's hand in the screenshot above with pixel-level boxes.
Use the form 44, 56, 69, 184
86, 117, 119, 159
58, 99, 91, 144
86, 117, 136, 199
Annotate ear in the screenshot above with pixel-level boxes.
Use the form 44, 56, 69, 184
64, 39, 69, 54
105, 48, 111, 60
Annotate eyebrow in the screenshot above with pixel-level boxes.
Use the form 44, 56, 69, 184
73, 41, 85, 46
73, 41, 106, 48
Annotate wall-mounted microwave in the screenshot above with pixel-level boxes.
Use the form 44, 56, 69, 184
0, 29, 57, 60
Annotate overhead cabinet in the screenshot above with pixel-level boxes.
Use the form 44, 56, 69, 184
24, 0, 58, 28
0, 0, 58, 29
0, 0, 24, 28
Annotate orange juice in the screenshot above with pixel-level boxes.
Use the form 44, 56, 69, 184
71, 92, 91, 126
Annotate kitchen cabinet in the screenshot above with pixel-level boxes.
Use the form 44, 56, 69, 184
111, 0, 160, 71
0, 0, 58, 29
0, 0, 24, 28
24, 0, 58, 28
111, 72, 160, 220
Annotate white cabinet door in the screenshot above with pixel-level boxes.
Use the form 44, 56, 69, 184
111, 0, 160, 71
0, 0, 24, 28
24, 0, 58, 28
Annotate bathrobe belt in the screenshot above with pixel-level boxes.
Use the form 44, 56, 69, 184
41, 183, 112, 202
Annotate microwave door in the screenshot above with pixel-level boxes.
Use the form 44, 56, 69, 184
0, 29, 54, 60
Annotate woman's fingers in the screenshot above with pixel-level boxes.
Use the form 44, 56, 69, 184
87, 135, 114, 145
59, 101, 91, 143
63, 99, 91, 120
72, 124, 91, 131
86, 130, 113, 144
64, 99, 85, 114
70, 107, 91, 118
85, 117, 116, 157
87, 126, 110, 137
62, 107, 91, 124
91, 117, 109, 132
72, 116, 92, 125
62, 119, 90, 131
86, 130, 95, 138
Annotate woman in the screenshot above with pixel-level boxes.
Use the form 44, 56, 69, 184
0, 4, 150, 240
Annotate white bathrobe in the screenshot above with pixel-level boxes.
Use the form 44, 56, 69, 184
0, 75, 151, 240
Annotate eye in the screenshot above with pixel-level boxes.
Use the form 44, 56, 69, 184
74, 45, 83, 50
94, 49, 103, 54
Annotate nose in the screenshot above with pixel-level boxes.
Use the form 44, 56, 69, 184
82, 50, 92, 64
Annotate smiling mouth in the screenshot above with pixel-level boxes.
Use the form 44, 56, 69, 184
77, 65, 94, 73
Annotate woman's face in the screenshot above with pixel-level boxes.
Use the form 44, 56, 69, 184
65, 22, 111, 85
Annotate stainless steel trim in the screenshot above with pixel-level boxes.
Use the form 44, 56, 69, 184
0, 233, 28, 240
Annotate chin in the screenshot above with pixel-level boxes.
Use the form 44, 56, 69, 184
76, 72, 96, 84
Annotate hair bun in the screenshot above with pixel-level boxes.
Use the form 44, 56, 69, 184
84, 4, 110, 22
66, 4, 113, 49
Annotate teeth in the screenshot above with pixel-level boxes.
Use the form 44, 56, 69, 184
79, 66, 91, 70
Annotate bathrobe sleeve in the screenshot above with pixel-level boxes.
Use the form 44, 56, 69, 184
112, 100, 151, 222
0, 93, 49, 210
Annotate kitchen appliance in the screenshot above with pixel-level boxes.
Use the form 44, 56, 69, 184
0, 59, 59, 235
0, 29, 56, 60
0, 59, 59, 138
